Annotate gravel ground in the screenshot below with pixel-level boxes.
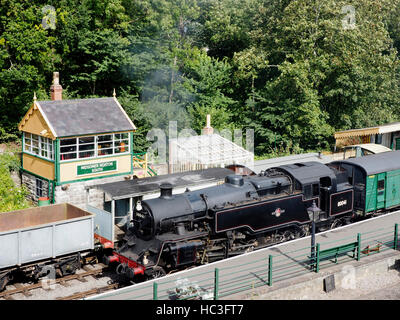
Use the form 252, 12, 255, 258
0, 265, 119, 300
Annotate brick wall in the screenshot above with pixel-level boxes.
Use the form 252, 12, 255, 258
53, 174, 128, 209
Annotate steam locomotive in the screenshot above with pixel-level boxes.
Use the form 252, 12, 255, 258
106, 151, 400, 281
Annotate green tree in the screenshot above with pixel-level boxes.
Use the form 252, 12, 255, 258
0, 0, 59, 141
117, 90, 152, 153
182, 48, 236, 132
270, 0, 400, 130
254, 60, 334, 154
0, 152, 30, 213
250, 0, 400, 153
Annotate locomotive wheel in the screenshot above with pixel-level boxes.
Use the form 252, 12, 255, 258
283, 230, 296, 241
0, 275, 9, 292
302, 225, 310, 237
276, 230, 295, 243
295, 226, 308, 238
330, 218, 344, 230
151, 266, 166, 279
274, 233, 285, 243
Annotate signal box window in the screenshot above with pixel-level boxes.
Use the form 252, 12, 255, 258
36, 178, 44, 198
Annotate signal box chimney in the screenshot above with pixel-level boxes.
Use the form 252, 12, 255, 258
50, 72, 63, 101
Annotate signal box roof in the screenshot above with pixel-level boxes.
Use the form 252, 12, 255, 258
19, 97, 136, 138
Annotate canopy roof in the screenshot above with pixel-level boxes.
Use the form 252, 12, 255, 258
169, 134, 254, 167
343, 143, 392, 154
335, 122, 400, 140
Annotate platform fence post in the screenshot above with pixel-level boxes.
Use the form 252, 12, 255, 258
214, 268, 219, 300
315, 244, 320, 273
357, 233, 361, 261
153, 282, 158, 300
268, 255, 273, 286
394, 224, 398, 251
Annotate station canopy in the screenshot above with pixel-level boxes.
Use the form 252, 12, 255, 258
334, 122, 400, 140
169, 133, 254, 172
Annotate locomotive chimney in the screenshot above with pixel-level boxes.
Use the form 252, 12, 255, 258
202, 114, 214, 135
160, 183, 173, 198
50, 72, 63, 101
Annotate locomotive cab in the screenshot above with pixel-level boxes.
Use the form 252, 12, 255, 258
275, 161, 354, 226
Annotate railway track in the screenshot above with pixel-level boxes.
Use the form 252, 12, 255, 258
0, 263, 117, 300
56, 283, 120, 300
0, 216, 384, 300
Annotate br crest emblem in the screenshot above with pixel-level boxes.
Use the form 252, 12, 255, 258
272, 208, 285, 217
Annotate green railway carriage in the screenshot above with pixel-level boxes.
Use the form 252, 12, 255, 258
331, 150, 400, 215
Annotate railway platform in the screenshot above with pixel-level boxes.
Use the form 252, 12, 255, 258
86, 209, 400, 300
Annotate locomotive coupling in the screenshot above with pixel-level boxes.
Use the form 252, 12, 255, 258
103, 254, 119, 265
116, 263, 143, 280
116, 264, 135, 280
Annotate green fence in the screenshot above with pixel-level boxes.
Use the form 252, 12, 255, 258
89, 223, 400, 300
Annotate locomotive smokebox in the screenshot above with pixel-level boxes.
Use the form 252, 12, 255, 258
160, 183, 173, 198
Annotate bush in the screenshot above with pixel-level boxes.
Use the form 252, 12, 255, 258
0, 152, 30, 213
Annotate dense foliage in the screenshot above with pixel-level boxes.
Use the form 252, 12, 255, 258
0, 149, 30, 212
1, 0, 400, 156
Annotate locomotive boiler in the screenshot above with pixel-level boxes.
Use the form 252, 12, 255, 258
107, 160, 356, 280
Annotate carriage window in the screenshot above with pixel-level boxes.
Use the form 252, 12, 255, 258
378, 180, 385, 191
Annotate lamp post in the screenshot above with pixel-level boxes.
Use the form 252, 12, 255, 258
307, 200, 321, 269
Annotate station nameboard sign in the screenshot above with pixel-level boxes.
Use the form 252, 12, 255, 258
77, 160, 117, 176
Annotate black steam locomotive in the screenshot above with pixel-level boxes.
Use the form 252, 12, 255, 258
106, 151, 400, 281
